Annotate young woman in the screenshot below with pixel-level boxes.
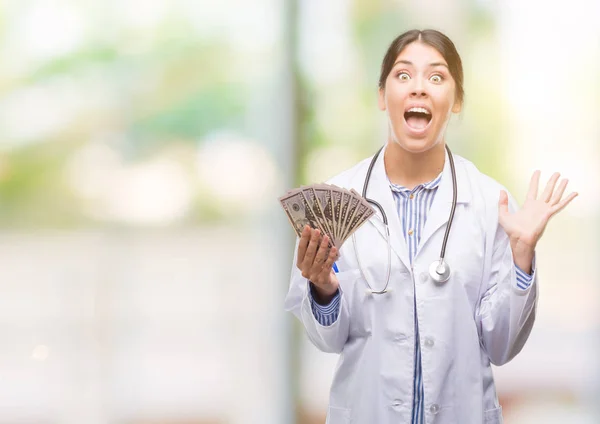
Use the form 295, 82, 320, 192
284, 29, 577, 424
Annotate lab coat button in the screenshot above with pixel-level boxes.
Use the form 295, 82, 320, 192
424, 338, 434, 348
419, 272, 428, 283
430, 404, 439, 414
392, 399, 403, 407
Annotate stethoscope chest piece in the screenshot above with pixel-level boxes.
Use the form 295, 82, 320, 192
429, 259, 451, 283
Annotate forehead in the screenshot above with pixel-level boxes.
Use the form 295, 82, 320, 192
395, 42, 447, 67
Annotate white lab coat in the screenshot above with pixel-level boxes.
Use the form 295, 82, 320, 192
284, 147, 538, 424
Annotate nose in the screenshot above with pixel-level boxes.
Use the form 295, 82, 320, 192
410, 77, 428, 98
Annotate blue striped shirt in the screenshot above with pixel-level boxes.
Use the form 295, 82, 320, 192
309, 174, 534, 422
391, 173, 443, 424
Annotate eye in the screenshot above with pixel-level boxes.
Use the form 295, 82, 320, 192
430, 74, 443, 83
397, 72, 410, 81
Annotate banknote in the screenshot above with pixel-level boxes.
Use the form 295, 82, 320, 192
341, 190, 362, 240
330, 187, 343, 246
301, 187, 332, 238
340, 200, 375, 244
313, 185, 336, 242
279, 190, 321, 237
279, 183, 375, 248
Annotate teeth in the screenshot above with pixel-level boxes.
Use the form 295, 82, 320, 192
407, 107, 430, 115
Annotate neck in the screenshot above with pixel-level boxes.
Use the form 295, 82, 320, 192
384, 142, 446, 190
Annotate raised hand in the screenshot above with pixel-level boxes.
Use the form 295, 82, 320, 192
498, 170, 578, 251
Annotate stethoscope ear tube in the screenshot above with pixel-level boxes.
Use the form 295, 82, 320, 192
363, 146, 388, 226
438, 145, 457, 262
354, 222, 392, 295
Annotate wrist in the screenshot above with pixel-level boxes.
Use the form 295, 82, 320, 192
510, 239, 535, 274
510, 238, 535, 255
310, 281, 339, 304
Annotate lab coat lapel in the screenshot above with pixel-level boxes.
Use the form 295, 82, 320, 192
418, 149, 470, 255
362, 147, 412, 271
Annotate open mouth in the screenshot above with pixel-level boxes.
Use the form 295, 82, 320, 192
404, 106, 432, 131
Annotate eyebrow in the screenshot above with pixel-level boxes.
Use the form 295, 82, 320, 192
393, 60, 449, 69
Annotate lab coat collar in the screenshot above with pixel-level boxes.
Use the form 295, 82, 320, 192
418, 146, 471, 256
357, 143, 471, 269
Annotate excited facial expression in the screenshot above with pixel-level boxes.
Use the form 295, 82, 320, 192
378, 41, 462, 153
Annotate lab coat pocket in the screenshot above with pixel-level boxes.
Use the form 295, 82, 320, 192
326, 406, 351, 424
484, 406, 503, 423
336, 268, 371, 337
446, 228, 485, 312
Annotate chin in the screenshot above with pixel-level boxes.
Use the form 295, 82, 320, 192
390, 135, 440, 154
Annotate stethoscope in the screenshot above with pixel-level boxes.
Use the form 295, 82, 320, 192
352, 144, 458, 294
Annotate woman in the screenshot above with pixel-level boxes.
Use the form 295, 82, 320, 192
284, 29, 577, 424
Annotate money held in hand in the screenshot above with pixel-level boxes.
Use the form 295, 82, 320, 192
278, 184, 375, 248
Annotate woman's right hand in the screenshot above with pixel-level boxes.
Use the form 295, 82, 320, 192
297, 225, 339, 303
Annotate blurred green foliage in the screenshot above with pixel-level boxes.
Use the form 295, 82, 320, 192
0, 0, 509, 228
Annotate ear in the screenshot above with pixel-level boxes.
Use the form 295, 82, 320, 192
451, 99, 462, 114
378, 87, 386, 111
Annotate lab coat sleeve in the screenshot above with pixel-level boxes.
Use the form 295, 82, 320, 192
476, 192, 538, 366
309, 284, 341, 326
515, 263, 535, 289
284, 240, 350, 354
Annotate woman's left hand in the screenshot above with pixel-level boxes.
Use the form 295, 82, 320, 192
498, 170, 578, 253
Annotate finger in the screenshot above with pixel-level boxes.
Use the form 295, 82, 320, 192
296, 225, 311, 267
312, 235, 330, 269
526, 170, 541, 200
498, 190, 509, 222
541, 172, 560, 203
301, 228, 321, 269
498, 190, 509, 211
316, 246, 338, 283
550, 178, 568, 206
550, 191, 578, 216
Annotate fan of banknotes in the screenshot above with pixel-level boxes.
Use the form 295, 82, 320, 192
279, 184, 376, 248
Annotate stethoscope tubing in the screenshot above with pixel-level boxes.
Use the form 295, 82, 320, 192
357, 144, 457, 293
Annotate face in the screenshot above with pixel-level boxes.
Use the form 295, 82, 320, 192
378, 41, 461, 153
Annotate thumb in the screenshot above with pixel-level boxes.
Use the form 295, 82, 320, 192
498, 190, 509, 220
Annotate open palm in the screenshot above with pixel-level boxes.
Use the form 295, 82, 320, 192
498, 171, 578, 250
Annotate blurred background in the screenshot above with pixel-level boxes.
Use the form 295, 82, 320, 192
0, 0, 598, 423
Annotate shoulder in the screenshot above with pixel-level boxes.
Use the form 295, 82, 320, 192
455, 154, 509, 198
454, 153, 520, 216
